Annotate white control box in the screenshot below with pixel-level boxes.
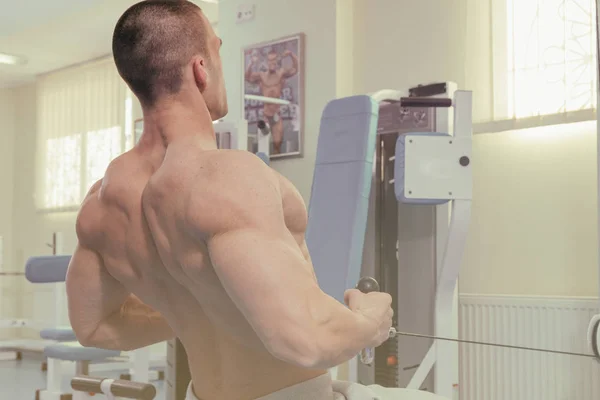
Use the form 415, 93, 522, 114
404, 135, 472, 200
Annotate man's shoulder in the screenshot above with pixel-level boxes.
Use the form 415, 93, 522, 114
164, 149, 281, 235
165, 146, 273, 185
76, 179, 108, 249
152, 148, 276, 217
76, 151, 149, 244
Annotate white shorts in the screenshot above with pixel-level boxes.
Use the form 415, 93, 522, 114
185, 373, 448, 400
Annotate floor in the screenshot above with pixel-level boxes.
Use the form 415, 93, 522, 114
0, 353, 166, 400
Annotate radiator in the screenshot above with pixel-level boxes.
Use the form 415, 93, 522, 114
459, 294, 600, 400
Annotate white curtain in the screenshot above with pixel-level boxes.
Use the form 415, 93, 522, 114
35, 57, 133, 211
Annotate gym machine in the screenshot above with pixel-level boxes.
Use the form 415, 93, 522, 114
307, 82, 472, 399
362, 83, 470, 398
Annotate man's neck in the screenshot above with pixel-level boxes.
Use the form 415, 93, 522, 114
140, 100, 216, 148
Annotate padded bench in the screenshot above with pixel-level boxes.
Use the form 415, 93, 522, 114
40, 327, 77, 342
44, 342, 121, 363
37, 343, 122, 400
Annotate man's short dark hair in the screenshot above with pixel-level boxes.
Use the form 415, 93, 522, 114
113, 1, 208, 106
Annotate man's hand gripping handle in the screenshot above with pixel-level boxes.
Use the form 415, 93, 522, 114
355, 277, 396, 364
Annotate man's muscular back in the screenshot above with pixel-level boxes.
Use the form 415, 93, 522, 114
142, 140, 319, 342
69, 136, 391, 399
68, 139, 327, 399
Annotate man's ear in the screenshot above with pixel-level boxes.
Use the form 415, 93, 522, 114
192, 57, 208, 92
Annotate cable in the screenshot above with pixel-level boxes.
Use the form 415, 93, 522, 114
390, 329, 597, 359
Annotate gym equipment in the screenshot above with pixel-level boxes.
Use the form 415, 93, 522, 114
0, 233, 73, 365
71, 376, 156, 400
0, 270, 64, 362
304, 94, 379, 383
307, 83, 471, 398
344, 83, 599, 398
25, 255, 165, 400
355, 277, 381, 365
306, 95, 379, 305
305, 83, 464, 394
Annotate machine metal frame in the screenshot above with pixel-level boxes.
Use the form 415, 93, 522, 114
356, 83, 472, 400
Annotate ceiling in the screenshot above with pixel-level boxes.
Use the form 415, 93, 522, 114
0, 0, 219, 89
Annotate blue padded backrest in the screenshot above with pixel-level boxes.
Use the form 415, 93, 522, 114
306, 95, 379, 304
26, 255, 71, 283
256, 152, 270, 165
395, 132, 451, 205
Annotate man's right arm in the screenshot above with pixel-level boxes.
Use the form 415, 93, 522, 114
184, 151, 381, 369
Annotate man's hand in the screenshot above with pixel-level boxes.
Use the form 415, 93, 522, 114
344, 289, 393, 348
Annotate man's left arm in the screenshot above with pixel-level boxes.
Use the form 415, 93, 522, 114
282, 50, 299, 78
66, 244, 174, 350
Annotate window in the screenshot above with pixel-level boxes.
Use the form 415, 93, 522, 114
496, 0, 597, 120
85, 126, 124, 189
44, 135, 81, 209
36, 58, 131, 211
488, 0, 597, 132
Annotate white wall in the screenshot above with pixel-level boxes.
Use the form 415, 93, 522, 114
353, 1, 466, 94
0, 88, 16, 339
462, 123, 598, 296
11, 84, 76, 338
0, 89, 15, 271
219, 0, 337, 202
12, 84, 79, 260
351, 0, 493, 122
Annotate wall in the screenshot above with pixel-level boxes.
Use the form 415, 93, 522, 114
11, 84, 76, 337
218, 0, 337, 202
351, 0, 493, 122
0, 89, 15, 270
461, 122, 598, 296
352, 1, 466, 95
0, 88, 16, 339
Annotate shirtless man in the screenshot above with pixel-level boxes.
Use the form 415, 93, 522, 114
245, 49, 298, 154
65, 2, 439, 400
